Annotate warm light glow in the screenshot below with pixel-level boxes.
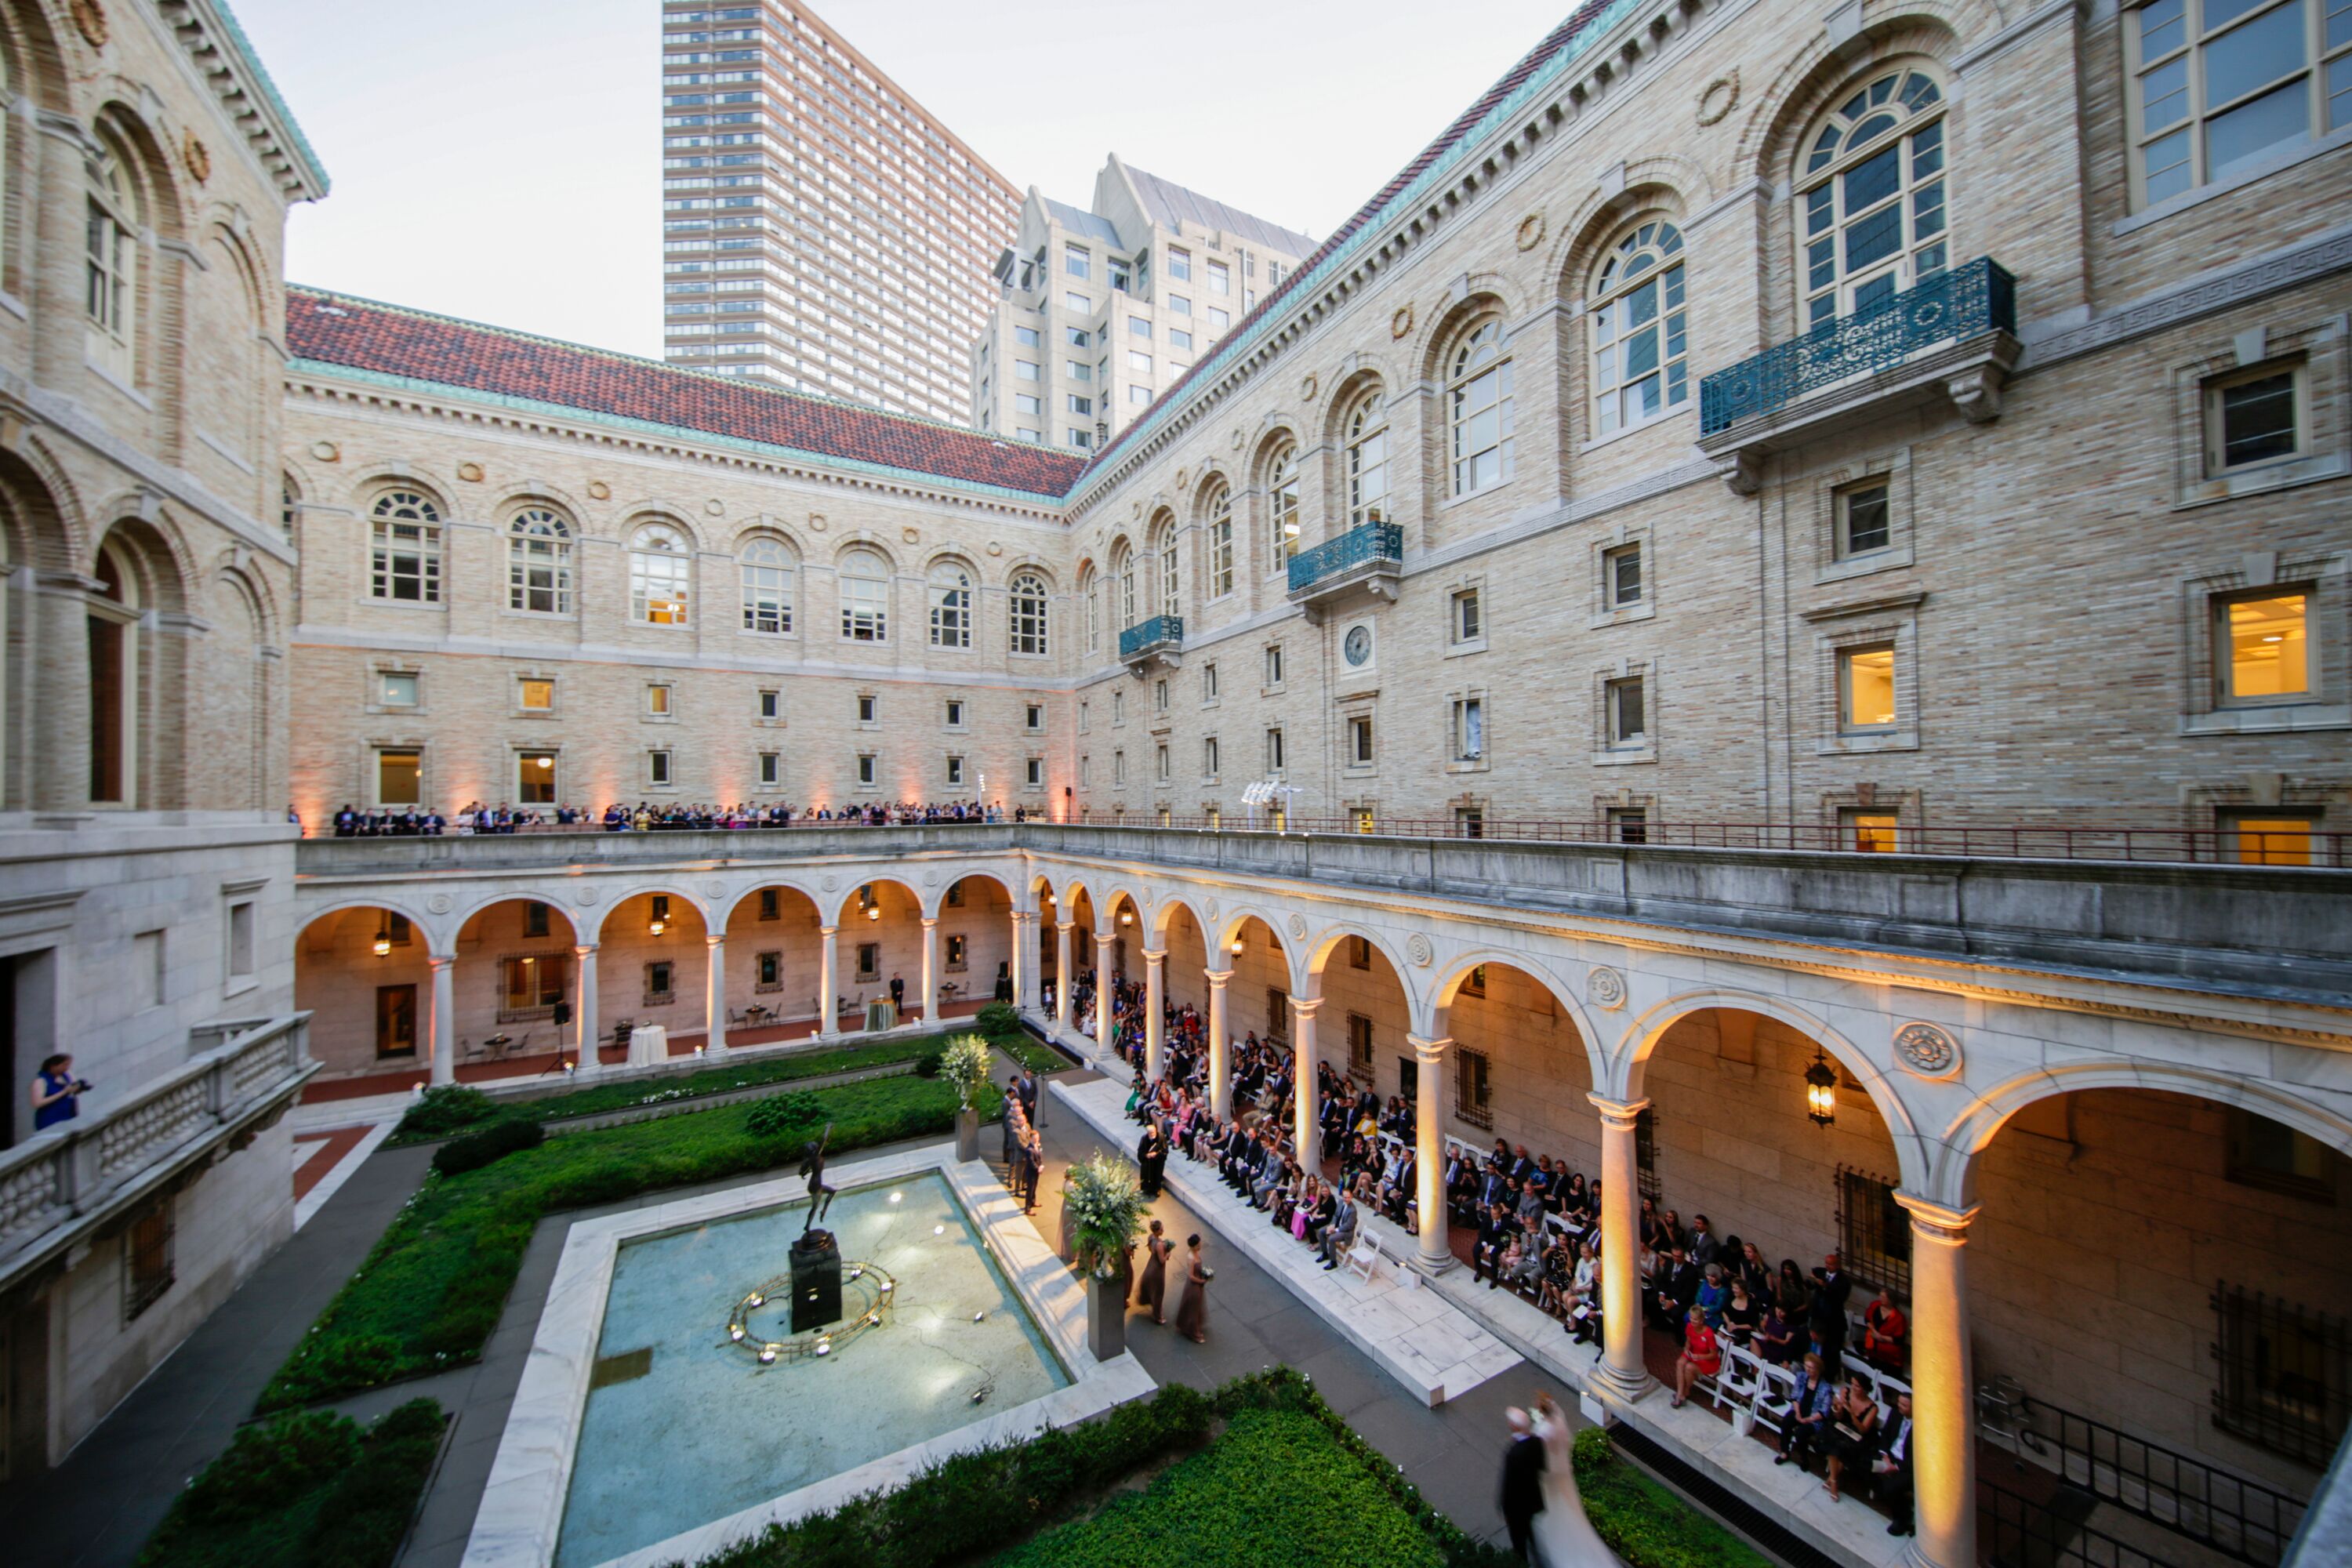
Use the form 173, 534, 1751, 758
2226, 593, 2310, 699
889, 1191, 902, 1203
372, 931, 392, 958
649, 917, 667, 936
1804, 1051, 1838, 1127
1119, 909, 1133, 925
1229, 937, 1245, 954
866, 905, 880, 920
1842, 645, 1896, 729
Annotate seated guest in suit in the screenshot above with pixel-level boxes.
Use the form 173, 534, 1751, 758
1472, 1202, 1514, 1284
1317, 1190, 1359, 1269
1873, 1392, 1915, 1536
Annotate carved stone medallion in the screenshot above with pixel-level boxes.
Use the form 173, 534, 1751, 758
1893, 1021, 1960, 1078
1390, 304, 1414, 339
1406, 933, 1433, 968
1588, 967, 1626, 1010
1287, 913, 1307, 942
426, 892, 453, 916
1515, 212, 1546, 252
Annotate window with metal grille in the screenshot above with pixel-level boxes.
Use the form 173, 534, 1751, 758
123, 1199, 175, 1322
1835, 1164, 1911, 1294
2213, 1283, 2350, 1468
1266, 988, 1289, 1045
1455, 1047, 1494, 1130
1635, 1107, 1662, 1203
1348, 1012, 1374, 1078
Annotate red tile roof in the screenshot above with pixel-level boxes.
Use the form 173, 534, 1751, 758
285, 288, 1087, 500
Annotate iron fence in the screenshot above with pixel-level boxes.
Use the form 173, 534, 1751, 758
2024, 1395, 2305, 1566
2214, 1284, 2350, 1471
1981, 1476, 2177, 1568
1116, 615, 1183, 658
1287, 520, 1404, 593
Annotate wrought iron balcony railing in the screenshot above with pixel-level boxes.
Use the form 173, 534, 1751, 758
1700, 257, 2016, 436
1118, 614, 1182, 658
1288, 521, 1404, 593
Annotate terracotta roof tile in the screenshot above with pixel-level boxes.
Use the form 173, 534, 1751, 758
285, 288, 1086, 501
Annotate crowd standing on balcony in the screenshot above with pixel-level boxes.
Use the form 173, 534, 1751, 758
318, 799, 1044, 836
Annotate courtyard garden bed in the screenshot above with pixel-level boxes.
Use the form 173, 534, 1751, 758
260, 1073, 1000, 1411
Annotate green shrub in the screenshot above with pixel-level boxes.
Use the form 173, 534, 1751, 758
1573, 1426, 1773, 1568
745, 1090, 826, 1138
391, 1085, 499, 1142
302, 1399, 446, 1568
430, 1116, 543, 1176
912, 1047, 945, 1078
976, 1000, 1022, 1036
176, 1409, 360, 1526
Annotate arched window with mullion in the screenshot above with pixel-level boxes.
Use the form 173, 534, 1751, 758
1156, 524, 1179, 621
1266, 445, 1301, 568
1114, 546, 1137, 627
368, 490, 443, 604
1798, 68, 1948, 328
840, 548, 890, 642
1009, 571, 1049, 655
1205, 487, 1234, 598
928, 561, 973, 648
629, 522, 691, 625
1590, 221, 1690, 437
1343, 393, 1388, 526
1446, 319, 1514, 495
85, 134, 141, 381
507, 508, 574, 615
739, 537, 793, 634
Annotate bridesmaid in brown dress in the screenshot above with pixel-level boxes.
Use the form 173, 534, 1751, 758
1137, 1219, 1171, 1325
1174, 1233, 1209, 1343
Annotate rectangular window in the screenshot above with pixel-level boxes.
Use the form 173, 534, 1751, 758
1128, 350, 1152, 372
1067, 394, 1093, 414
1349, 935, 1373, 971
946, 754, 964, 786
1457, 806, 1486, 839
377, 748, 422, 806
2213, 1283, 2351, 1467
1128, 384, 1151, 405
1836, 1164, 1913, 1295
946, 933, 968, 971
756, 949, 782, 989
1203, 736, 1220, 775
122, 1200, 175, 1323
945, 699, 965, 728
648, 749, 673, 787
857, 753, 877, 786
524, 901, 550, 938
758, 751, 779, 786
1066, 326, 1091, 347
1025, 756, 1044, 787
1112, 260, 1132, 291
1129, 315, 1151, 339
1064, 292, 1090, 313
757, 888, 780, 922
1014, 359, 1039, 381
1207, 260, 1229, 295
1265, 644, 1284, 687
1112, 750, 1126, 786
1841, 644, 1898, 730
1025, 702, 1044, 731
1606, 676, 1647, 746
1068, 428, 1093, 448
1168, 328, 1192, 351
1156, 742, 1171, 780
1347, 1012, 1374, 1075
1454, 1047, 1494, 1130
2207, 360, 2306, 474
758, 688, 779, 720
1348, 714, 1374, 764
1015, 325, 1040, 347
1453, 697, 1485, 760
2226, 1108, 2338, 1200
1154, 677, 1169, 713
1065, 360, 1091, 381
1203, 662, 1219, 700
857, 942, 880, 982
1836, 484, 1892, 557
374, 983, 417, 1060
1064, 243, 1090, 278
647, 684, 673, 717
1168, 294, 1191, 317
1451, 587, 1483, 643
1014, 393, 1041, 416
380, 671, 419, 707
645, 960, 675, 1004
518, 677, 554, 711
2127, 0, 2350, 208
2223, 811, 2320, 864
1167, 247, 1191, 281
1266, 726, 1286, 771
1606, 543, 1645, 606
1608, 807, 1650, 844
517, 750, 557, 804
499, 952, 568, 1018
1844, 809, 1903, 852
1352, 806, 1376, 834
1207, 307, 1231, 330
858, 693, 878, 724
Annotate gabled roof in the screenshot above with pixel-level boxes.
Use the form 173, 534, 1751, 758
1043, 197, 1123, 247
283, 288, 1086, 503
1124, 166, 1316, 260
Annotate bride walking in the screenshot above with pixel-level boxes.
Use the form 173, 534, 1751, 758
1530, 1392, 1620, 1567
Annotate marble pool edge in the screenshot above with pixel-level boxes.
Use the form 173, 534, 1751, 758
457, 1139, 1156, 1568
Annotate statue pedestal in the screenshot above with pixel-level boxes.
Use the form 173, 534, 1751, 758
790, 1229, 843, 1334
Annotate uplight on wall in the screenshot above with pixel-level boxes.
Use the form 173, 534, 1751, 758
1229, 935, 1245, 956
372, 927, 392, 958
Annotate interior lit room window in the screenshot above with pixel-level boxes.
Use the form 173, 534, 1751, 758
2217, 590, 2310, 702
1840, 644, 1899, 730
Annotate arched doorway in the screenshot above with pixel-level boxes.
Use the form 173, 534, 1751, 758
597, 891, 710, 1062
295, 903, 435, 1081
723, 883, 824, 1042
833, 878, 920, 1029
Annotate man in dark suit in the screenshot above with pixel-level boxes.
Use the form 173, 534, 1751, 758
1648, 1245, 1702, 1331
1498, 1407, 1547, 1560
1017, 1069, 1040, 1124
1810, 1251, 1853, 1374
888, 971, 906, 1011
1874, 1391, 1915, 1536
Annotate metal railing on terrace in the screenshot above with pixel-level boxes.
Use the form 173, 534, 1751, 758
1117, 614, 1182, 657
1700, 256, 2016, 434
1287, 520, 1404, 593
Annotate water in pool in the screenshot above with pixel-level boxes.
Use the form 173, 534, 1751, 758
557, 1173, 1068, 1567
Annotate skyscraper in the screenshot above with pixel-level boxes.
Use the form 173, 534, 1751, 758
659, 1, 1017, 423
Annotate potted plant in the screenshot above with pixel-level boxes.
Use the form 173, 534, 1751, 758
1063, 1149, 1148, 1361
940, 1033, 993, 1162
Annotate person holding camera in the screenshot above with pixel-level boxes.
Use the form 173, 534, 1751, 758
31, 1053, 89, 1131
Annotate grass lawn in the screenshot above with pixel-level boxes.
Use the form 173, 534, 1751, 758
996, 1033, 1072, 1073
261, 1073, 1000, 1411
1573, 1428, 1777, 1568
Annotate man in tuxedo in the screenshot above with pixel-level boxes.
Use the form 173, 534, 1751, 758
1874, 1392, 1915, 1536
1473, 1202, 1515, 1286
1810, 1251, 1853, 1374
888, 971, 906, 1011
1498, 1406, 1548, 1561
1318, 1189, 1359, 1269
1648, 1245, 1702, 1331
1478, 1162, 1515, 1213
1689, 1213, 1722, 1268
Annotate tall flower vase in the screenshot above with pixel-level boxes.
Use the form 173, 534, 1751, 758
955, 1104, 979, 1163
1087, 1269, 1127, 1361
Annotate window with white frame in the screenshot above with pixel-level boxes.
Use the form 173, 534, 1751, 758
739, 535, 793, 633
1453, 695, 1486, 760
648, 748, 673, 787
928, 561, 972, 648
1605, 542, 1646, 606
1025, 756, 1044, 787
1264, 642, 1284, 688
758, 751, 779, 786
508, 507, 575, 615
1156, 523, 1180, 619
1203, 661, 1219, 702
1116, 548, 1137, 626
1451, 586, 1483, 644
2205, 359, 2305, 474
1797, 68, 1949, 327
1447, 318, 1515, 495
1010, 570, 1049, 655
857, 753, 877, 786
1606, 675, 1648, 747
1347, 713, 1374, 765
1590, 220, 1690, 435
1080, 566, 1099, 651
840, 548, 889, 641
1206, 487, 1234, 597
2128, 0, 2351, 208
85, 134, 140, 379
1344, 391, 1390, 525
1156, 742, 1171, 780
1835, 484, 1893, 558
1203, 735, 1220, 775
369, 490, 444, 604
630, 522, 692, 624
1266, 444, 1301, 568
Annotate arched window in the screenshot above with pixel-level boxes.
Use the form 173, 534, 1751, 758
1010, 570, 1049, 655
840, 547, 889, 641
508, 507, 574, 614
1114, 547, 1137, 627
1447, 318, 1514, 495
739, 536, 793, 634
1156, 524, 1179, 619
1266, 444, 1300, 568
1205, 487, 1234, 598
85, 135, 140, 380
1591, 221, 1690, 437
1078, 564, 1099, 652
1343, 393, 1388, 526
630, 523, 691, 624
1798, 68, 1947, 327
280, 474, 300, 546
87, 542, 140, 805
928, 561, 972, 648
369, 490, 444, 604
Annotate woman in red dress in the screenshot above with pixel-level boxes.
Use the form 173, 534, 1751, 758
1670, 1304, 1723, 1409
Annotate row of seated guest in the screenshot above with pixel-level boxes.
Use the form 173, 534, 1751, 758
1771, 1354, 1918, 1534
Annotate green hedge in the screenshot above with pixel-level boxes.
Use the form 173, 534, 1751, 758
430, 1116, 543, 1176
260, 1074, 1001, 1411
1573, 1428, 1774, 1568
138, 1399, 445, 1568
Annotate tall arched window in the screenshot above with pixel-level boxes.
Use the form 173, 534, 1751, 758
86, 542, 140, 805
1205, 487, 1234, 598
1114, 546, 1137, 627
1266, 444, 1300, 568
928, 561, 972, 648
840, 547, 889, 641
739, 536, 793, 633
1079, 564, 1099, 651
630, 523, 691, 623
1798, 68, 1947, 327
1010, 570, 1049, 655
85, 135, 140, 381
1446, 318, 1514, 495
1156, 524, 1179, 619
369, 490, 444, 604
281, 474, 301, 547
508, 507, 574, 615
1343, 392, 1388, 526
1591, 221, 1690, 436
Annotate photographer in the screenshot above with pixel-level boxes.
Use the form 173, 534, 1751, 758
31, 1053, 89, 1131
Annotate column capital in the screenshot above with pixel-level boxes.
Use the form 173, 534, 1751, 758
1894, 1190, 1980, 1240
705, 931, 725, 948
818, 924, 838, 938
920, 916, 938, 929
1289, 996, 1323, 1018
1014, 909, 1039, 924
1203, 967, 1233, 987
1142, 946, 1167, 963
1092, 929, 1116, 946
1407, 1033, 1451, 1063
1055, 920, 1076, 934
426, 953, 456, 971
1588, 1093, 1651, 1127
573, 942, 598, 958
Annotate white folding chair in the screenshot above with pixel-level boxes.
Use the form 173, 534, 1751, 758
1715, 1342, 1764, 1414
1749, 1361, 1797, 1441
1345, 1230, 1382, 1284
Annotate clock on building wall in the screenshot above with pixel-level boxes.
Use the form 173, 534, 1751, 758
1343, 624, 1372, 666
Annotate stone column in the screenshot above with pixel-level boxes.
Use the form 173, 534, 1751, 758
1054, 921, 1075, 1032
920, 916, 941, 1024
1007, 909, 1026, 1009
704, 934, 728, 1056
1289, 997, 1320, 1166
1018, 912, 1044, 1011
1204, 968, 1232, 1120
572, 944, 599, 1076
1589, 1094, 1654, 1402
1896, 1193, 1980, 1568
1142, 949, 1167, 1080
818, 924, 840, 1039
1093, 932, 1116, 1055
426, 955, 456, 1087
1409, 1034, 1454, 1276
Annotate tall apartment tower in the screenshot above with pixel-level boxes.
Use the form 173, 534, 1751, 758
659, 1, 1018, 423
971, 154, 1316, 452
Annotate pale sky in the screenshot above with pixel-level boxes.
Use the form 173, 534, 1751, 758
232, 0, 1563, 358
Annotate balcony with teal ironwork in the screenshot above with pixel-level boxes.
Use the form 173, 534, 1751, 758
1118, 614, 1183, 672
1697, 257, 2020, 493
1287, 520, 1404, 618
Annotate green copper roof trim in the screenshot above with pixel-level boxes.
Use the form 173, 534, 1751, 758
1078, 0, 1642, 495
209, 0, 330, 195
289, 358, 1073, 508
